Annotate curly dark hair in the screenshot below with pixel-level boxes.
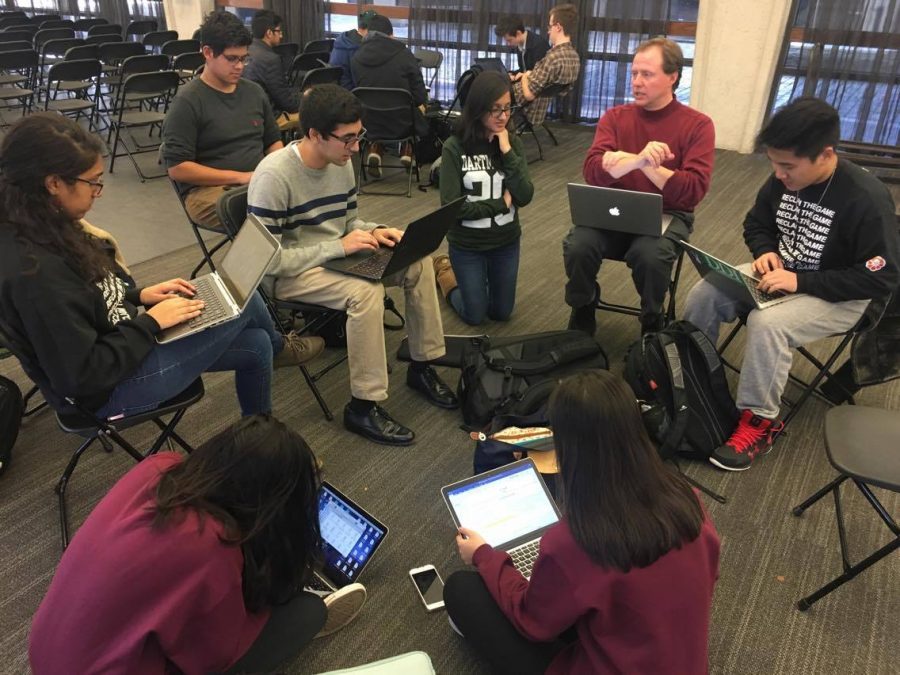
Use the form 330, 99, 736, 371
0, 113, 110, 283
199, 10, 252, 56
154, 415, 323, 612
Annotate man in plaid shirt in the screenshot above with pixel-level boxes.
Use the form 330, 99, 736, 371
511, 3, 580, 127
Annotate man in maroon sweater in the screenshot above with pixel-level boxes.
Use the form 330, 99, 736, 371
564, 37, 715, 334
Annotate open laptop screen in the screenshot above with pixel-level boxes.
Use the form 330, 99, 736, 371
318, 482, 387, 586
442, 459, 560, 548
219, 214, 279, 308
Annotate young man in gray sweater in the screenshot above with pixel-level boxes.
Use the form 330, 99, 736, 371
247, 85, 455, 446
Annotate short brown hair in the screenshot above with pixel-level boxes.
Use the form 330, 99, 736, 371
549, 3, 577, 38
636, 36, 683, 92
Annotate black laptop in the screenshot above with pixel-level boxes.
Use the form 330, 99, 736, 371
322, 198, 464, 281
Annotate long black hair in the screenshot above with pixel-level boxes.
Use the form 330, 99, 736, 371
154, 415, 323, 612
0, 113, 110, 283
549, 370, 704, 572
455, 70, 513, 169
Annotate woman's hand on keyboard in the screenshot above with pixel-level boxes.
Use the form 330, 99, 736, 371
140, 279, 197, 306
146, 297, 205, 330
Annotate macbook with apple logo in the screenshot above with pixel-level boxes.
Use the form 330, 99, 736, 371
567, 183, 673, 236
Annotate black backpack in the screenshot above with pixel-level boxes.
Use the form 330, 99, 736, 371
0, 374, 23, 476
458, 330, 608, 428
624, 320, 738, 460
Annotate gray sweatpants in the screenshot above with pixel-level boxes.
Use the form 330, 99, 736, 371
682, 264, 869, 419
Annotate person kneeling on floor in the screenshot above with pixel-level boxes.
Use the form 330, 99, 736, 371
30, 415, 367, 675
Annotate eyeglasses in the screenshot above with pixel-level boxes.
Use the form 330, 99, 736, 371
328, 128, 367, 148
71, 177, 104, 195
221, 54, 251, 65
489, 105, 517, 119
272, 28, 283, 34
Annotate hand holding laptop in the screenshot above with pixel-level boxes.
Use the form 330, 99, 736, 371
456, 527, 487, 565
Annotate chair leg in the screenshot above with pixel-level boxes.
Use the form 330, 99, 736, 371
56, 436, 97, 550
791, 473, 848, 516
300, 364, 334, 421
780, 332, 854, 432
542, 121, 559, 146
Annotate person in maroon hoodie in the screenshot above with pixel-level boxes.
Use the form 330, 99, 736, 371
444, 370, 720, 675
563, 37, 715, 335
29, 416, 367, 675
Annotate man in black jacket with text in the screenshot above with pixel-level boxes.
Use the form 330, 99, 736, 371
494, 15, 550, 75
683, 97, 899, 472
243, 10, 299, 131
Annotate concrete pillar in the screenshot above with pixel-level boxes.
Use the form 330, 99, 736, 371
690, 0, 793, 153
162, 0, 214, 39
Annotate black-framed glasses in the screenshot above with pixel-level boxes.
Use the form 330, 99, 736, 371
489, 104, 517, 119
221, 54, 251, 65
71, 177, 104, 195
328, 128, 367, 148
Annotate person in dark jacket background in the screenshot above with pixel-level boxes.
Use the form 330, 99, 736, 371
494, 15, 550, 75
350, 14, 428, 177
244, 9, 299, 131
329, 9, 377, 90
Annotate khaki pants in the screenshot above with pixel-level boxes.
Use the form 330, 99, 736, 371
184, 185, 228, 232
275, 260, 446, 401
277, 111, 300, 132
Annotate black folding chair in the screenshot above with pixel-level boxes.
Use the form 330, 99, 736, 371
108, 70, 179, 180
167, 174, 230, 279
84, 34, 123, 46
791, 405, 900, 610
513, 82, 569, 162
289, 51, 329, 87
593, 250, 685, 326
0, 48, 37, 124
303, 38, 334, 54
299, 65, 343, 91
161, 38, 199, 63
413, 48, 442, 90
125, 20, 158, 42
39, 19, 74, 30
216, 186, 346, 422
43, 59, 102, 131
0, 30, 33, 43
353, 86, 423, 198
172, 50, 204, 83
142, 30, 178, 54
73, 17, 109, 36
87, 23, 123, 38
0, 323, 203, 550
273, 41, 299, 73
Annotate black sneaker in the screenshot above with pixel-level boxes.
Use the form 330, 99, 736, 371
568, 304, 596, 336
709, 410, 784, 471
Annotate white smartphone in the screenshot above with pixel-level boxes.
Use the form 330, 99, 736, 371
409, 564, 445, 611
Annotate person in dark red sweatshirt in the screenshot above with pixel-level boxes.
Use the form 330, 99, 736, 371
564, 37, 715, 335
29, 416, 367, 675
443, 371, 720, 675
683, 97, 899, 472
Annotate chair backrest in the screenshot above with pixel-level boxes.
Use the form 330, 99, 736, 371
0, 16, 30, 30
125, 20, 157, 39
0, 320, 67, 413
352, 87, 416, 142
290, 51, 329, 85
88, 23, 122, 37
455, 67, 478, 108
121, 53, 168, 76
173, 51, 204, 74
273, 41, 299, 61
0, 11, 26, 19
46, 58, 102, 85
84, 34, 123, 46
122, 69, 179, 97
0, 40, 32, 53
0, 31, 33, 44
300, 66, 343, 92
303, 38, 334, 54
0, 48, 38, 74
64, 44, 99, 61
216, 184, 249, 238
34, 28, 74, 49
161, 38, 199, 58
30, 14, 61, 25
39, 19, 74, 30
98, 41, 145, 64
73, 18, 108, 33
413, 48, 443, 89
142, 30, 178, 50
41, 37, 85, 59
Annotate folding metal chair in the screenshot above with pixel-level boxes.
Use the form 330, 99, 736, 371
0, 324, 202, 550
413, 48, 442, 90
125, 20, 158, 43
215, 186, 348, 421
142, 30, 178, 54
791, 405, 900, 610
303, 38, 334, 54
0, 48, 37, 122
43, 58, 101, 131
289, 51, 329, 87
299, 66, 343, 91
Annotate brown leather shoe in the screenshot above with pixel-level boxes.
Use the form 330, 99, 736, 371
366, 142, 383, 179
273, 332, 325, 368
433, 254, 457, 299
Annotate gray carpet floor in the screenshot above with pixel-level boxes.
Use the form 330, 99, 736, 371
1, 123, 898, 674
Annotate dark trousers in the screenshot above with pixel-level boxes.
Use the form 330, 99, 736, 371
443, 570, 567, 675
223, 592, 326, 675
562, 216, 690, 327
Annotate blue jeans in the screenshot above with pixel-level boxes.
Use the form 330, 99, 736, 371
448, 240, 520, 325
97, 293, 282, 419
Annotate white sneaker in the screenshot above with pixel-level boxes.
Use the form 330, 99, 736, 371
315, 583, 367, 638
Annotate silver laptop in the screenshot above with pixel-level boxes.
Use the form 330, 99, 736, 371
307, 481, 389, 592
156, 214, 279, 344
679, 241, 805, 310
442, 458, 560, 579
568, 183, 673, 236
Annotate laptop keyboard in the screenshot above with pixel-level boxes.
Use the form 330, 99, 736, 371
346, 249, 394, 277
508, 539, 540, 578
741, 273, 786, 304
306, 574, 333, 593
184, 276, 229, 328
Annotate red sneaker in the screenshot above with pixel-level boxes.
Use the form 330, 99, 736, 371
709, 410, 784, 472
